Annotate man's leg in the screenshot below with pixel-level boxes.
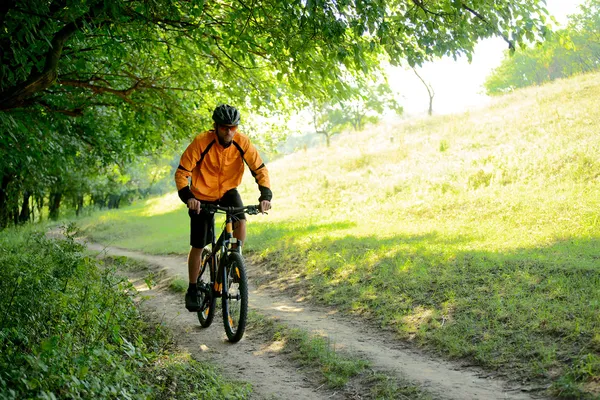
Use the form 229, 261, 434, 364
220, 188, 246, 250
186, 209, 211, 311
185, 246, 203, 311
233, 220, 246, 249
188, 246, 203, 283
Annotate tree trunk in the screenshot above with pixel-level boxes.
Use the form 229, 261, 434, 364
0, 174, 12, 228
49, 192, 62, 220
92, 194, 107, 208
108, 194, 121, 209
428, 96, 433, 116
36, 195, 44, 221
0, 22, 78, 110
412, 67, 435, 116
12, 208, 19, 226
75, 194, 84, 216
18, 190, 31, 224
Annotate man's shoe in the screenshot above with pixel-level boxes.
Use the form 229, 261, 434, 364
185, 290, 200, 312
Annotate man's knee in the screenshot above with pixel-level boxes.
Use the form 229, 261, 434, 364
189, 246, 203, 259
233, 219, 246, 229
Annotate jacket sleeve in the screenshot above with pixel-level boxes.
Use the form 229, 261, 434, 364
174, 138, 200, 203
244, 141, 272, 202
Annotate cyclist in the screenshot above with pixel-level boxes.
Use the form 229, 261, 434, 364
175, 104, 272, 311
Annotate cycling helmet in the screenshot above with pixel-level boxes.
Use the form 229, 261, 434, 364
212, 104, 241, 125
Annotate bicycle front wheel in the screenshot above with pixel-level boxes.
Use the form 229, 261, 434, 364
197, 247, 216, 328
222, 251, 248, 343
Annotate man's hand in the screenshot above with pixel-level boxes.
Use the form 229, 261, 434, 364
187, 198, 201, 214
260, 200, 271, 214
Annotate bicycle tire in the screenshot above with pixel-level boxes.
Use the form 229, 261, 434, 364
197, 247, 216, 328
222, 251, 248, 343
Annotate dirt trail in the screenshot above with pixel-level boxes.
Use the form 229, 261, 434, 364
87, 242, 542, 400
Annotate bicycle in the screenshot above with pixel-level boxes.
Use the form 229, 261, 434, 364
194, 203, 261, 343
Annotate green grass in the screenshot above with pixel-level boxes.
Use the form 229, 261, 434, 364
77, 71, 600, 398
77, 193, 191, 254
168, 277, 188, 293
0, 226, 251, 399
246, 312, 431, 398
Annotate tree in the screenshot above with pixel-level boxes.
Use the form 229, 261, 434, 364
412, 68, 435, 116
484, 0, 600, 94
341, 80, 403, 131
0, 0, 551, 227
1, 0, 552, 114
311, 102, 348, 147
309, 73, 402, 147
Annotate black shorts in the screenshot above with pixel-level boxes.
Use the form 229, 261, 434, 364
189, 188, 245, 249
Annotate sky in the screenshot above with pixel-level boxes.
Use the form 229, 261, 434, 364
388, 0, 587, 116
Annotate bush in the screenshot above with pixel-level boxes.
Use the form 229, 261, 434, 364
0, 225, 250, 399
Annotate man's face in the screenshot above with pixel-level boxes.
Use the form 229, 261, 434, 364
216, 124, 238, 144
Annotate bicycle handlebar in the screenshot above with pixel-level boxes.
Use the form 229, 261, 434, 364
200, 204, 262, 215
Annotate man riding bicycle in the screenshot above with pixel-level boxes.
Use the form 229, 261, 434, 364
175, 104, 272, 311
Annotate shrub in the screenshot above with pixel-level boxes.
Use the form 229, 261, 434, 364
0, 226, 250, 399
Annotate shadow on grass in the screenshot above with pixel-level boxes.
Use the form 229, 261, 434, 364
249, 223, 600, 394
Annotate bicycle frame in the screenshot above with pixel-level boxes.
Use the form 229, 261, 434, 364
202, 204, 259, 298
209, 212, 236, 297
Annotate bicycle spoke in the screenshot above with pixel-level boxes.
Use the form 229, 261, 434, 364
197, 247, 216, 327
222, 252, 248, 342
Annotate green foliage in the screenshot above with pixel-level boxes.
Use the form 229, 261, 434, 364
0, 0, 551, 226
340, 79, 403, 132
168, 278, 188, 294
553, 354, 600, 399
148, 353, 251, 399
311, 103, 352, 147
467, 169, 493, 189
439, 140, 449, 152
310, 75, 402, 146
285, 328, 368, 388
0, 226, 250, 399
485, 0, 600, 94
368, 373, 432, 400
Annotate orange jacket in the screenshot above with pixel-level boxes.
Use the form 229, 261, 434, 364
175, 130, 272, 203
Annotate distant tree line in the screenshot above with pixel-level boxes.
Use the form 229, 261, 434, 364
485, 0, 600, 94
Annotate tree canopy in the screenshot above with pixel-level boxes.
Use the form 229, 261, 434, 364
0, 0, 551, 226
484, 0, 600, 94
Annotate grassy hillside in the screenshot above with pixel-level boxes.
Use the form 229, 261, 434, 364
79, 71, 600, 398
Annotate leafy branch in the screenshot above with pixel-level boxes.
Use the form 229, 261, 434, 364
0, 22, 79, 110
460, 3, 515, 50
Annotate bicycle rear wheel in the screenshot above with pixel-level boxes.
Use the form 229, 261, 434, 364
222, 251, 248, 343
197, 247, 216, 327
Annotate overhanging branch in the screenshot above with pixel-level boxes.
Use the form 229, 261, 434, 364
0, 21, 79, 110
57, 79, 144, 103
411, 0, 451, 17
38, 101, 84, 117
410, 0, 515, 50
461, 3, 514, 50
